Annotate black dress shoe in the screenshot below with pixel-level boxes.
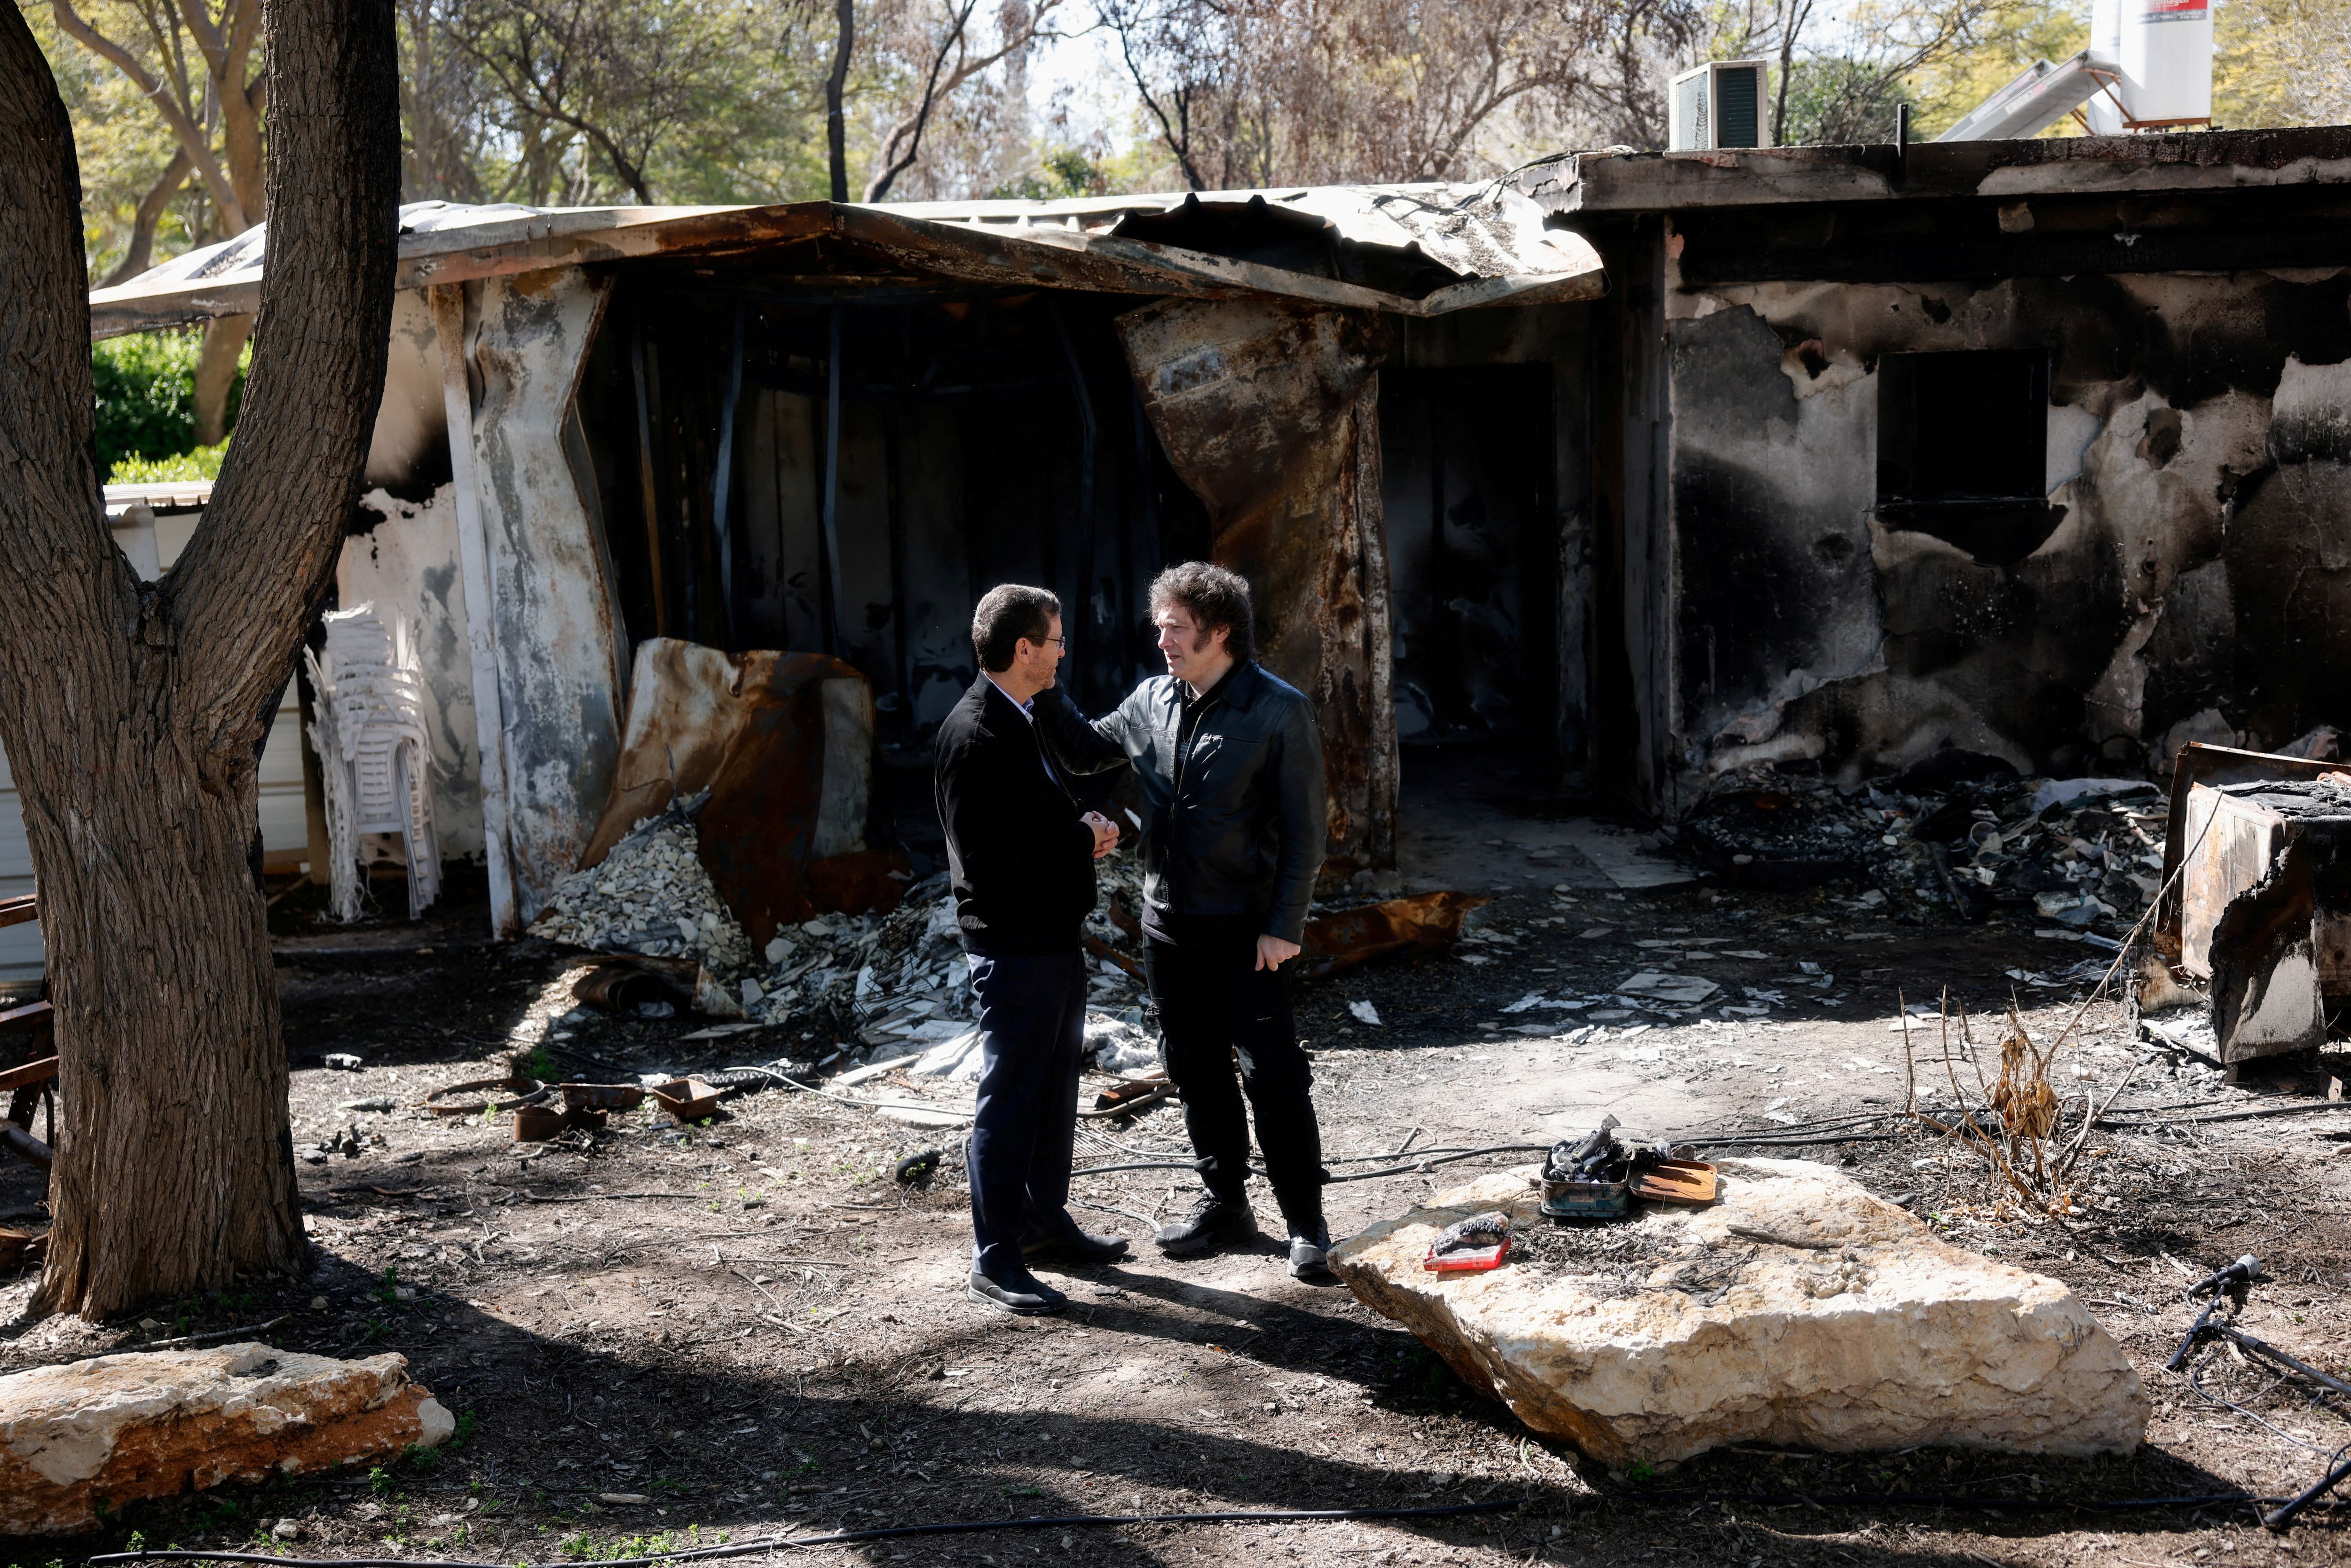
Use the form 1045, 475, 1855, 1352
1022, 1229, 1131, 1266
966, 1269, 1068, 1316
1154, 1194, 1258, 1257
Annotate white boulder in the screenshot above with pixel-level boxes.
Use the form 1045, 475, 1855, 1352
1331, 1158, 2147, 1466
0, 1343, 451, 1535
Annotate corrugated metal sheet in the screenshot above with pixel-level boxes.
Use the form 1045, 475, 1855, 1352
90, 185, 1605, 337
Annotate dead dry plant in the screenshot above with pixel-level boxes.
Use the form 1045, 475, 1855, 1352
1898, 991, 2138, 1216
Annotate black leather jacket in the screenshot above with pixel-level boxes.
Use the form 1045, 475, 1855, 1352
1034, 662, 1326, 944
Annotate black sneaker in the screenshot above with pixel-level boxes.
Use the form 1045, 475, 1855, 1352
1154, 1194, 1258, 1257
1022, 1229, 1131, 1266
966, 1269, 1068, 1316
1287, 1223, 1333, 1280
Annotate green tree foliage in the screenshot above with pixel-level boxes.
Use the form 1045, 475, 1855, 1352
988, 146, 1107, 198
2215, 0, 2351, 129
90, 332, 246, 476
1901, 0, 2089, 138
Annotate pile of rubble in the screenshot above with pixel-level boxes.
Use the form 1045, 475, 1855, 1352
529, 803, 1156, 1072
1672, 752, 2165, 941
527, 808, 757, 969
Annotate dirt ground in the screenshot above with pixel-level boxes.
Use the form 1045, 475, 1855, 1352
3, 770, 2351, 1568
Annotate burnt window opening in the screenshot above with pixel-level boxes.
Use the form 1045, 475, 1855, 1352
1876, 348, 2063, 567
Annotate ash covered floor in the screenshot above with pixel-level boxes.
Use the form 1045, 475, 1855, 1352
0, 789, 2348, 1566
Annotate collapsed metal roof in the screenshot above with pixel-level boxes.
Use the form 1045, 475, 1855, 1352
88, 182, 1606, 339
1520, 124, 2351, 213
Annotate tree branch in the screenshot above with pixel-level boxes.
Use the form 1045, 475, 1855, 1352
864, 0, 982, 201
50, 0, 249, 229
172, 0, 229, 79
98, 144, 193, 286
827, 0, 852, 201
1106, 0, 1206, 190
165, 0, 400, 739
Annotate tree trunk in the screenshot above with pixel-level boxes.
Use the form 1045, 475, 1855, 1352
192, 313, 254, 447
0, 0, 400, 1321
826, 0, 852, 202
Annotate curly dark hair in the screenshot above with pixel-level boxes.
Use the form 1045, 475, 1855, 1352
971, 583, 1060, 673
1148, 561, 1254, 663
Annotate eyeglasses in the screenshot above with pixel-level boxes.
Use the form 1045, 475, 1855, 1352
1036, 636, 1066, 648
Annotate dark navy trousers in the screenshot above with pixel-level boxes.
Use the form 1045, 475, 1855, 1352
965, 949, 1089, 1280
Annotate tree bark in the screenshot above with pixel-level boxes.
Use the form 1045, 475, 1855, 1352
192, 314, 255, 447
0, 0, 399, 1321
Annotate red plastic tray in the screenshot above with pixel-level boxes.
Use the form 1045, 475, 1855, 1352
1423, 1240, 1509, 1273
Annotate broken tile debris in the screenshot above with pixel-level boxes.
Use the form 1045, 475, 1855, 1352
1674, 755, 2162, 938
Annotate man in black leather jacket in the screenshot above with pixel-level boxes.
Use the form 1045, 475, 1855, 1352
1034, 562, 1334, 1277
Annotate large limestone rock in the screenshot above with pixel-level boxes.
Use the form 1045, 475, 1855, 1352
1331, 1158, 2147, 1465
0, 1343, 453, 1535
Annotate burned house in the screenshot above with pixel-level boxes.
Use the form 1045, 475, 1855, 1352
37, 126, 2351, 961
1526, 126, 2351, 812
76, 187, 1602, 945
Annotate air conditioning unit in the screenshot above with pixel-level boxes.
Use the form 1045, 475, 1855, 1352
1670, 60, 1773, 151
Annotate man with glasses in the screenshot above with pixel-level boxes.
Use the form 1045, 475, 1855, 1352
1033, 562, 1334, 1278
935, 584, 1125, 1315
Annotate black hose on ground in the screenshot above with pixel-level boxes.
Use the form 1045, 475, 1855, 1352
1621, 1489, 2351, 1516
87, 1498, 1531, 1568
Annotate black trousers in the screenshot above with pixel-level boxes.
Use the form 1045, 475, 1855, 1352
965, 949, 1088, 1279
1145, 914, 1326, 1228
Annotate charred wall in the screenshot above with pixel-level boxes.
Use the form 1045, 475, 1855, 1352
1665, 254, 2351, 796
574, 281, 1211, 752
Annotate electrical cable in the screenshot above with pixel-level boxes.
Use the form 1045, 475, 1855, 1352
1068, 1143, 1559, 1184
1618, 1488, 2351, 1515
88, 1498, 1530, 1568
2097, 1102, 2351, 1129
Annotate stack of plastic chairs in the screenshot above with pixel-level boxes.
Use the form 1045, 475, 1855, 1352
305, 605, 441, 921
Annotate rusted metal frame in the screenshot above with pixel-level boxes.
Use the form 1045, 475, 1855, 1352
0, 895, 34, 929
1050, 299, 1099, 677
709, 297, 749, 645
429, 283, 520, 938
819, 308, 846, 655
629, 310, 671, 638
0, 1055, 56, 1094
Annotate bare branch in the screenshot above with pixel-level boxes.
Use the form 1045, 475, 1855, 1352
864, 0, 981, 201
50, 0, 248, 227
98, 145, 194, 286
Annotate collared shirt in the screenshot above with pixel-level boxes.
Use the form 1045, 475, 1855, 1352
986, 675, 1062, 789
984, 674, 1036, 721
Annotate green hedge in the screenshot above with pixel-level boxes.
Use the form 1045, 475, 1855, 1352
92, 331, 246, 478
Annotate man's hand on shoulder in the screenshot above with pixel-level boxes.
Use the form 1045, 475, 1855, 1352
1256, 934, 1301, 971
1083, 811, 1119, 859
